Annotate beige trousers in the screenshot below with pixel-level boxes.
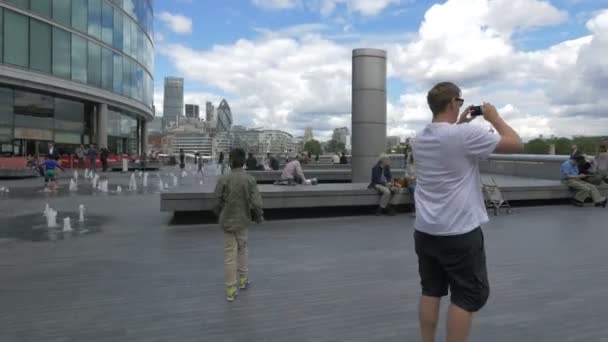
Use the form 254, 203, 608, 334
565, 179, 604, 203
224, 229, 248, 289
374, 184, 401, 208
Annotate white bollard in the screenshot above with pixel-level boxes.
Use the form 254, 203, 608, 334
63, 217, 73, 233
84, 169, 89, 179
100, 180, 109, 193
143, 172, 148, 187
129, 173, 137, 191
46, 209, 58, 228
116, 185, 122, 193
44, 203, 50, 217
92, 174, 99, 189
173, 175, 178, 187
69, 179, 78, 192
73, 169, 79, 180
158, 179, 164, 192
79, 205, 85, 223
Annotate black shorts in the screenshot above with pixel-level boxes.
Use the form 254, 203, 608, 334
414, 227, 489, 312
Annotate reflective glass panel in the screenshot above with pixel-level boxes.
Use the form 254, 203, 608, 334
101, 0, 113, 45
87, 0, 101, 39
87, 41, 102, 87
52, 0, 71, 26
101, 47, 113, 91
52, 27, 71, 78
71, 0, 87, 32
31, 0, 52, 17
30, 20, 52, 73
71, 34, 87, 83
3, 10, 29, 68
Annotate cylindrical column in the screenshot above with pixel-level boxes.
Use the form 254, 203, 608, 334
351, 48, 387, 183
141, 119, 148, 156
96, 103, 108, 148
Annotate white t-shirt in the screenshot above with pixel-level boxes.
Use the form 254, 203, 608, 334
413, 122, 500, 236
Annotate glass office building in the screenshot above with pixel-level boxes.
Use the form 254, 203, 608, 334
0, 0, 154, 156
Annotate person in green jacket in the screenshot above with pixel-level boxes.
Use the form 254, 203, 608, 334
214, 148, 264, 302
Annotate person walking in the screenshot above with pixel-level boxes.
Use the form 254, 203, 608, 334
218, 151, 225, 175
87, 144, 97, 173
75, 144, 86, 168
413, 82, 523, 342
213, 148, 264, 302
43, 155, 65, 192
100, 145, 109, 172
179, 149, 186, 171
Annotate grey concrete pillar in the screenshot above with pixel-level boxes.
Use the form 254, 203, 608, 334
97, 103, 108, 147
351, 48, 387, 183
141, 119, 148, 156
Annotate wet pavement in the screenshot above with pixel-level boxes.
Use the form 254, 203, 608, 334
0, 168, 608, 341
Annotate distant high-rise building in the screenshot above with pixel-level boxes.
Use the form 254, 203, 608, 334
206, 101, 215, 122
185, 104, 200, 118
332, 127, 350, 145
163, 77, 184, 124
304, 127, 314, 142
216, 99, 233, 132
387, 136, 401, 149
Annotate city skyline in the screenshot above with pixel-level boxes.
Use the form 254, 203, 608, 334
152, 1, 608, 141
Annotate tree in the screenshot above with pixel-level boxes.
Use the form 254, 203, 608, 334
524, 139, 550, 154
325, 139, 345, 153
304, 139, 322, 156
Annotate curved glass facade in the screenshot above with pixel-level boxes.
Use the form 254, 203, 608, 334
0, 0, 154, 110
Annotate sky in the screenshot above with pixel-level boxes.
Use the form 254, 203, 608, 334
152, 0, 608, 141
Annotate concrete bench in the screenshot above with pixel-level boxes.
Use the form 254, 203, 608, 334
161, 183, 412, 212
247, 169, 406, 183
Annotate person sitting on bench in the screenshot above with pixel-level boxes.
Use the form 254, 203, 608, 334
281, 154, 307, 184
368, 154, 400, 216
561, 155, 607, 207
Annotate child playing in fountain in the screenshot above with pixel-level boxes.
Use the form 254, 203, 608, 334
44, 155, 64, 192
213, 148, 264, 302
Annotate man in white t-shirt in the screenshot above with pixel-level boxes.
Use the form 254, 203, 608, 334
413, 82, 522, 342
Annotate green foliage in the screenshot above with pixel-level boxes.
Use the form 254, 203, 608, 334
304, 139, 322, 156
524, 138, 550, 154
325, 139, 345, 153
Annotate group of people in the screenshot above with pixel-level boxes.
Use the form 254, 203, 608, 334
213, 81, 525, 342
561, 144, 608, 207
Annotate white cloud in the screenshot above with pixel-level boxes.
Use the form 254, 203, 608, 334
252, 0, 300, 9
158, 12, 193, 35
159, 1, 608, 141
253, 0, 401, 16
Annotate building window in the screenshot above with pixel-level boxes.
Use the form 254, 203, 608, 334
3, 10, 29, 68
52, 27, 71, 78
87, 0, 101, 39
5, 0, 29, 9
101, 0, 113, 45
122, 13, 131, 57
71, 34, 87, 83
54, 97, 84, 132
30, 19, 52, 74
71, 0, 87, 33
87, 40, 102, 87
52, 0, 71, 26
0, 87, 14, 131
14, 90, 54, 132
101, 47, 113, 91
31, 0, 52, 17
113, 53, 122, 94
112, 9, 122, 50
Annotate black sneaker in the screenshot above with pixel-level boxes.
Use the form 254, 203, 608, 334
375, 207, 383, 216
595, 198, 608, 208
385, 206, 396, 216
572, 200, 585, 207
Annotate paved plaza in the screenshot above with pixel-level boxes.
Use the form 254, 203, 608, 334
1, 170, 608, 341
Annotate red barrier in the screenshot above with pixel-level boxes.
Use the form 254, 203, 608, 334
0, 157, 29, 170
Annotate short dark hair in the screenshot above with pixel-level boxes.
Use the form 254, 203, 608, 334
427, 82, 461, 115
230, 148, 246, 168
